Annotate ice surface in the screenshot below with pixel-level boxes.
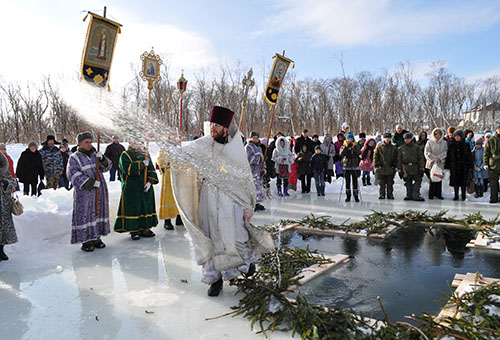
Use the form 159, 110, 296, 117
2, 142, 500, 339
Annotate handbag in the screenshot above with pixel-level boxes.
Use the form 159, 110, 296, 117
430, 163, 444, 182
11, 194, 24, 216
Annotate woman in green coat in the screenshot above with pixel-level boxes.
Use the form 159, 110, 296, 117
114, 142, 159, 240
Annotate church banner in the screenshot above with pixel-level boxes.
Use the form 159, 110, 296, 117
81, 12, 122, 89
264, 53, 294, 105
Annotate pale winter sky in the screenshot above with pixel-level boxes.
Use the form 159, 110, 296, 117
1, 0, 500, 89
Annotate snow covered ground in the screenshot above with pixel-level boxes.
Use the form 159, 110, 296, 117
1, 142, 500, 339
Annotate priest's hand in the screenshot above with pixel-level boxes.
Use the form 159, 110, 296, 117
93, 180, 100, 188
144, 182, 152, 192
143, 159, 150, 167
96, 151, 104, 160
243, 209, 254, 222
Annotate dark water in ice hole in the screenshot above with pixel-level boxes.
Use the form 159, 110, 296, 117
283, 225, 500, 322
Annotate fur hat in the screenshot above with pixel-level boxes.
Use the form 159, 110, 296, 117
28, 141, 38, 149
359, 132, 366, 138
475, 137, 484, 145
383, 132, 392, 138
314, 145, 321, 151
209, 106, 234, 129
403, 132, 414, 140
447, 126, 456, 135
77, 132, 93, 143
452, 129, 465, 140
250, 131, 259, 138
42, 135, 61, 145
496, 122, 500, 130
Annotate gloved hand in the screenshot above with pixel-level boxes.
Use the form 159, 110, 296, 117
82, 179, 96, 190
260, 167, 266, 177
143, 159, 150, 167
418, 168, 424, 177
243, 209, 254, 222
475, 167, 482, 172
93, 180, 100, 188
144, 182, 152, 192
96, 151, 103, 160
484, 165, 489, 171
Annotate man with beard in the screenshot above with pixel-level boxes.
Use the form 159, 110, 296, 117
171, 106, 273, 297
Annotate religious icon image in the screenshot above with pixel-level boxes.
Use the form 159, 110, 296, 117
147, 61, 155, 76
270, 62, 286, 89
83, 19, 118, 69
97, 31, 107, 61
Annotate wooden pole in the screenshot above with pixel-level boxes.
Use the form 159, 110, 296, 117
144, 82, 152, 185
103, 6, 107, 18
261, 104, 276, 171
95, 132, 101, 215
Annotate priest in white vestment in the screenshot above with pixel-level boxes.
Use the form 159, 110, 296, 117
171, 106, 274, 297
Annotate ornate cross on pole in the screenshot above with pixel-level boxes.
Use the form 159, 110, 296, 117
238, 68, 255, 131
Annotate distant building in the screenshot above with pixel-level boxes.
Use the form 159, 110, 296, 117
460, 102, 500, 131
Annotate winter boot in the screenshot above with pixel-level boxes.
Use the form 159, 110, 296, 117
244, 263, 256, 278
93, 238, 106, 249
164, 219, 174, 230
175, 215, 184, 226
362, 178, 367, 186
0, 245, 8, 260
404, 181, 413, 201
367, 177, 371, 186
478, 185, 484, 197
412, 184, 425, 201
284, 186, 290, 197
81, 241, 94, 252
345, 189, 351, 202
255, 203, 266, 211
130, 232, 141, 240
453, 186, 459, 201
435, 183, 444, 200
461, 186, 466, 201
207, 278, 223, 297
277, 185, 283, 197
139, 229, 156, 237
475, 185, 480, 198
353, 190, 360, 202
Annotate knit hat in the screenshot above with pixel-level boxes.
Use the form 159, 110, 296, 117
250, 131, 259, 138
312, 134, 319, 139
383, 132, 392, 138
28, 141, 38, 149
447, 126, 456, 135
342, 122, 349, 131
403, 132, 414, 140
77, 132, 93, 143
346, 133, 355, 140
496, 122, 500, 129
453, 129, 465, 140
359, 132, 366, 138
475, 137, 484, 145
485, 131, 493, 139
112, 135, 119, 139
209, 106, 234, 129
314, 145, 321, 151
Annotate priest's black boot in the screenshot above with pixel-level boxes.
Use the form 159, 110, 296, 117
164, 219, 174, 230
207, 278, 223, 297
175, 215, 183, 226
0, 245, 8, 260
139, 229, 155, 237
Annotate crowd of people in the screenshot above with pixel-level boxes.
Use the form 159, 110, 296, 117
244, 122, 500, 207
1, 111, 500, 298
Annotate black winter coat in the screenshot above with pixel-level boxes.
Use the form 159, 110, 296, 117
16, 149, 44, 184
296, 150, 312, 176
445, 139, 473, 187
294, 135, 314, 154
265, 140, 276, 177
310, 153, 328, 171
104, 142, 126, 168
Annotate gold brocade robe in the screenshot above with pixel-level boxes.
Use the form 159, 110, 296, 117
157, 149, 179, 219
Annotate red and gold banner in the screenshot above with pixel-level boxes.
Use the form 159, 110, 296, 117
264, 53, 294, 105
81, 12, 122, 89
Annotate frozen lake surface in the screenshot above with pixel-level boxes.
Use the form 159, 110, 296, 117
1, 143, 500, 339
